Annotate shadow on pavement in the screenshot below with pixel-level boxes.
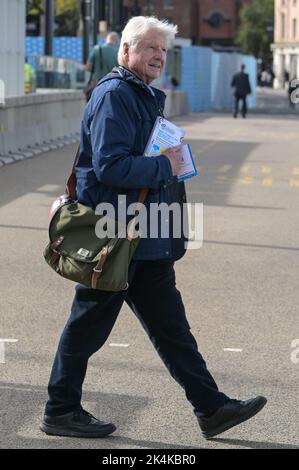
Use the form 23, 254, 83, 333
111, 436, 202, 450
0, 131, 289, 214
205, 240, 299, 252
210, 437, 299, 450
0, 382, 199, 450
187, 139, 258, 206
0, 136, 272, 212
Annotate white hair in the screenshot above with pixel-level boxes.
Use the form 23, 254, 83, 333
118, 16, 178, 65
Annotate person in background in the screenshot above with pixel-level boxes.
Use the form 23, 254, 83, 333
284, 70, 290, 89
24, 57, 36, 94
260, 70, 270, 88
84, 32, 119, 101
268, 67, 275, 88
231, 64, 252, 119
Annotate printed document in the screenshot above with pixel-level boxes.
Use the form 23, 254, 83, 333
144, 117, 198, 182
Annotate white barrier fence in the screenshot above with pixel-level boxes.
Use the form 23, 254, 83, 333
0, 91, 85, 155
0, 89, 189, 157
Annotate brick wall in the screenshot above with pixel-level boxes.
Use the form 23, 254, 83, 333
123, 0, 253, 45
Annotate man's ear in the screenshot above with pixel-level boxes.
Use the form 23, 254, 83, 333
123, 42, 130, 61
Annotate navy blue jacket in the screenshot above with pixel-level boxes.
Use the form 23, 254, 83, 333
76, 66, 187, 261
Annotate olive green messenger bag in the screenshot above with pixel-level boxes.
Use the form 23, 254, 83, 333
44, 146, 149, 292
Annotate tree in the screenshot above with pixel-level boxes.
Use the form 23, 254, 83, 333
27, 0, 44, 15
27, 0, 80, 36
236, 0, 274, 62
55, 0, 80, 36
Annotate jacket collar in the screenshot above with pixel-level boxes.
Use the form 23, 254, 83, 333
113, 66, 166, 100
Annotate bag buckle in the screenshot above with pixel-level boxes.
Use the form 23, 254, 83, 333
93, 267, 103, 273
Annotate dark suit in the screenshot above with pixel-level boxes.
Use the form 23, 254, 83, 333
231, 72, 252, 117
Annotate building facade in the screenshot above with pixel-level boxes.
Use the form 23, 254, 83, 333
272, 0, 299, 87
122, 1, 198, 42
122, 0, 252, 47
197, 0, 252, 47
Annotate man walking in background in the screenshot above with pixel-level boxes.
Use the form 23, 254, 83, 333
84, 32, 119, 101
231, 64, 252, 118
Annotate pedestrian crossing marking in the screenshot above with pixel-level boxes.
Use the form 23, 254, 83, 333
261, 166, 272, 174
262, 178, 273, 186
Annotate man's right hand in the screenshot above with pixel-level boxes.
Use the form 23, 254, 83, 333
163, 145, 184, 176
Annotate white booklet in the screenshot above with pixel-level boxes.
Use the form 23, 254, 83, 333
144, 117, 198, 182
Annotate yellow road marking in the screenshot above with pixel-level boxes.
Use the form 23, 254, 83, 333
256, 131, 297, 140
240, 166, 250, 174
290, 179, 299, 187
216, 175, 229, 181
261, 166, 272, 174
219, 165, 232, 173
197, 142, 217, 155
292, 168, 299, 175
239, 177, 254, 185
262, 178, 273, 186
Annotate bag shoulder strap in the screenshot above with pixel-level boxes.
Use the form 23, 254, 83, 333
98, 45, 103, 71
66, 71, 163, 203
65, 146, 149, 204
65, 144, 80, 200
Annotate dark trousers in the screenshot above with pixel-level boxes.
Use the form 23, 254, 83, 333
234, 95, 247, 117
45, 260, 229, 417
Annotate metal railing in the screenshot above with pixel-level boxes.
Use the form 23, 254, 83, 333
27, 55, 88, 91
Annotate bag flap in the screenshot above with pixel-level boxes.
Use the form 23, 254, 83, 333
49, 202, 130, 263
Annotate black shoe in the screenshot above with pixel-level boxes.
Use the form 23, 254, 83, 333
40, 408, 116, 438
197, 396, 267, 440
233, 113, 238, 118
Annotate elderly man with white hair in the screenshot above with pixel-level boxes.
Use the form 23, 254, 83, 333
40, 16, 266, 440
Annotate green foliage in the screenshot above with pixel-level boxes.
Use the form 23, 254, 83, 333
27, 0, 80, 36
236, 0, 274, 60
55, 6, 80, 36
56, 0, 80, 16
28, 0, 44, 15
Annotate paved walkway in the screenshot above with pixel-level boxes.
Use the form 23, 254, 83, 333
254, 87, 299, 115
1, 113, 299, 449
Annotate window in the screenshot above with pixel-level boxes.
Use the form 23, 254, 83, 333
164, 0, 174, 9
293, 18, 297, 39
208, 12, 225, 29
281, 13, 285, 38
144, 0, 155, 10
